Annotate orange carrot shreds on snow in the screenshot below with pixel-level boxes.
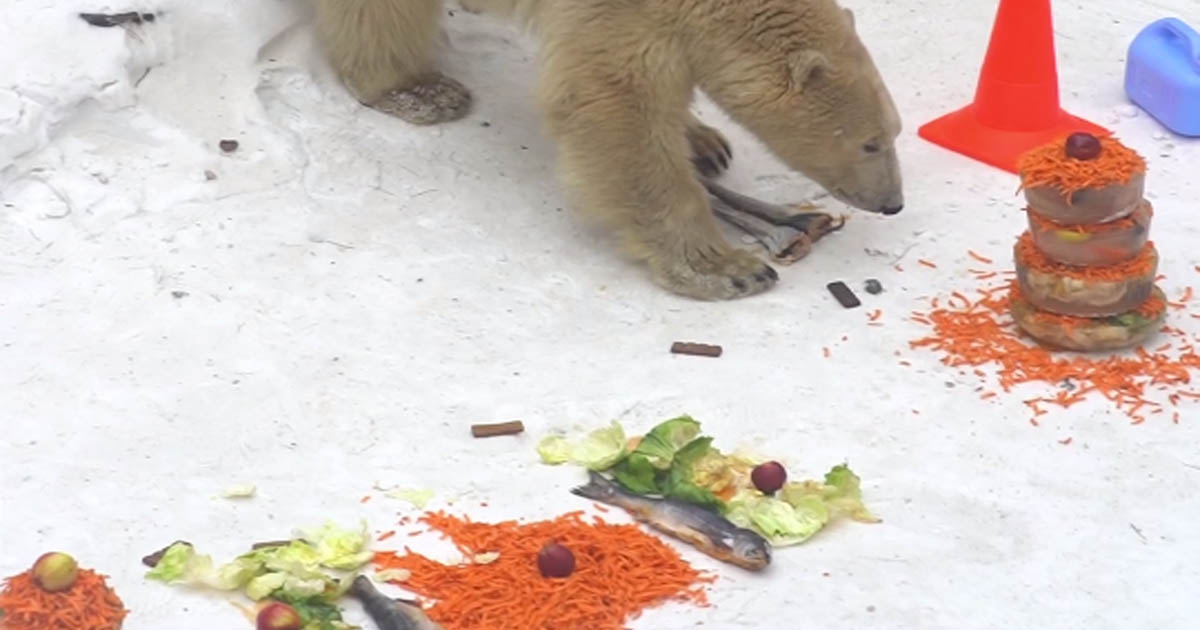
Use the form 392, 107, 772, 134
373, 511, 714, 630
1018, 134, 1146, 193
918, 259, 938, 269
968, 250, 994, 265
909, 280, 1199, 424
0, 568, 128, 630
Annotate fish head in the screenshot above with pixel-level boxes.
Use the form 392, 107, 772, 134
732, 529, 772, 570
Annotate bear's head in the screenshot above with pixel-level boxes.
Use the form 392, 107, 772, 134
696, 2, 904, 215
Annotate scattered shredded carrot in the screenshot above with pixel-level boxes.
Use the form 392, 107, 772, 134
968, 250, 994, 265
895, 264, 904, 272
1058, 437, 1073, 445
918, 259, 938, 269
378, 530, 397, 542
1016, 232, 1156, 281
1018, 134, 1146, 193
910, 277, 1199, 425
823, 347, 831, 358
361, 495, 372, 504
868, 309, 882, 322
374, 511, 713, 629
0, 568, 128, 630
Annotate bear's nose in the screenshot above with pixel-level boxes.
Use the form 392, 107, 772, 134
880, 204, 903, 215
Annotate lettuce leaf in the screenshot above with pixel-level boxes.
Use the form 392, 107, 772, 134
537, 422, 629, 471
725, 490, 829, 546
662, 437, 725, 513
297, 521, 374, 571
823, 464, 881, 523
629, 416, 701, 469
144, 543, 247, 590
612, 453, 661, 494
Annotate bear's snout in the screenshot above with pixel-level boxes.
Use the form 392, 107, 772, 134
880, 204, 903, 215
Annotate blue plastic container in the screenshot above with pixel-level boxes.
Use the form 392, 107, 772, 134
1125, 18, 1200, 137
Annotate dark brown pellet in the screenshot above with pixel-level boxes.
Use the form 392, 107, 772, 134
471, 420, 525, 438
670, 342, 723, 357
218, 139, 240, 153
827, 281, 861, 308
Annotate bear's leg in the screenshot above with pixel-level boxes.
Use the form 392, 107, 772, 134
545, 97, 776, 300
685, 114, 732, 178
315, 0, 471, 125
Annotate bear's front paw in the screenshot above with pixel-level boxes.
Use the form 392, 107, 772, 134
370, 73, 472, 125
687, 122, 733, 178
653, 246, 778, 300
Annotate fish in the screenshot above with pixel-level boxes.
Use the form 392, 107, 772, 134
347, 575, 445, 630
570, 471, 772, 571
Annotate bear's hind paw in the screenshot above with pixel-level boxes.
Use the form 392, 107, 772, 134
653, 247, 778, 300
370, 73, 472, 125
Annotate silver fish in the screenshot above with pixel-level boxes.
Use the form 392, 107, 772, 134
348, 575, 444, 630
571, 471, 771, 571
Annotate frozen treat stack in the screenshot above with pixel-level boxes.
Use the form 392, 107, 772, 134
1008, 132, 1165, 352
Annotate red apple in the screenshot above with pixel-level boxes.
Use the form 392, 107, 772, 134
751, 461, 787, 494
536, 541, 575, 578
257, 602, 302, 630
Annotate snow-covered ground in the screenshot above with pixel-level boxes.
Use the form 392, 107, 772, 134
2, 0, 1198, 628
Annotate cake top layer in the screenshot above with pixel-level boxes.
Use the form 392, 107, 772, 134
1018, 133, 1147, 194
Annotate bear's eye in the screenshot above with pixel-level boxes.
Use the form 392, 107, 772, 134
862, 142, 881, 154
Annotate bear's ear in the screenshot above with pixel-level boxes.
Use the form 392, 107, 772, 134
790, 50, 830, 91
844, 8, 856, 30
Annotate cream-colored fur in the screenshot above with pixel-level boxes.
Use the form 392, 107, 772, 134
317, 0, 903, 300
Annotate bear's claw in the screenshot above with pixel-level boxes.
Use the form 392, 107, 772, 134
687, 122, 733, 178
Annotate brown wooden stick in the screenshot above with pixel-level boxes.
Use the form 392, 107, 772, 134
471, 420, 525, 438
670, 341, 723, 357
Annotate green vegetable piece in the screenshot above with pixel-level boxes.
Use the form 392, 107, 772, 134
536, 422, 629, 470
822, 464, 881, 523
725, 490, 829, 546
536, 436, 572, 465
613, 454, 661, 494
630, 415, 701, 469
663, 437, 725, 513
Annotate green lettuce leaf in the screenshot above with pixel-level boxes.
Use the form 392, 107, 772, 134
630, 415, 701, 469
725, 490, 829, 546
536, 436, 572, 465
823, 464, 881, 523
144, 543, 246, 590
298, 521, 374, 571
269, 591, 348, 630
662, 437, 725, 513
537, 422, 629, 470
612, 454, 661, 494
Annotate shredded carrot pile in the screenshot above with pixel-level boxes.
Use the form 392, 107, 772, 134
1027, 202, 1151, 234
0, 568, 128, 630
374, 511, 714, 629
1016, 232, 1156, 280
1018, 134, 1146, 193
909, 279, 1199, 424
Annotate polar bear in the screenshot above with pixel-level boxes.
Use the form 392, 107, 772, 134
315, 0, 904, 300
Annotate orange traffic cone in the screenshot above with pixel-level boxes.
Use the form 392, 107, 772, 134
918, 0, 1107, 173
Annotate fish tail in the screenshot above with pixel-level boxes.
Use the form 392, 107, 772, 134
570, 471, 622, 504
